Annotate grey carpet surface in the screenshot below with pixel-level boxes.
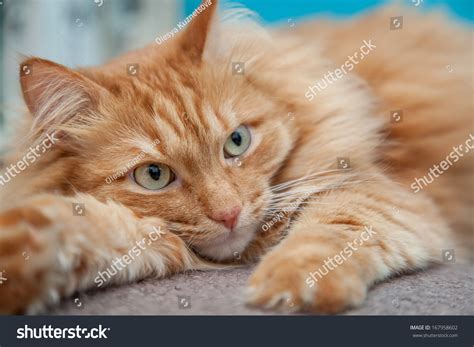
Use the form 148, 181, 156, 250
51, 264, 473, 315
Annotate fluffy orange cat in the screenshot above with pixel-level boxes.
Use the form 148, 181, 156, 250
0, 0, 472, 314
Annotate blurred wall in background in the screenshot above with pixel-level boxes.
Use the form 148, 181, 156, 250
0, 0, 472, 150
0, 0, 181, 149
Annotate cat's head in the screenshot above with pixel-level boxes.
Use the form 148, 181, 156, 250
18, 0, 302, 261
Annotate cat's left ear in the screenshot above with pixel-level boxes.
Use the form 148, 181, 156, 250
177, 0, 219, 63
19, 57, 110, 138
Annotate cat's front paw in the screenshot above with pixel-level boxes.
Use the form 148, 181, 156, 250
246, 247, 367, 313
0, 206, 66, 313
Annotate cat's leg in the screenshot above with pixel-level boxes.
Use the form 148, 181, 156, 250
246, 175, 453, 313
0, 193, 198, 313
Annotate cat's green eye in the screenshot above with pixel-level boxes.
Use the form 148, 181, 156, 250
133, 163, 175, 190
224, 125, 251, 158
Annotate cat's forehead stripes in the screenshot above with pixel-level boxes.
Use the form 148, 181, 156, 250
152, 94, 187, 138
128, 138, 162, 157
149, 81, 231, 141
163, 80, 231, 132
99, 65, 242, 164
202, 102, 227, 133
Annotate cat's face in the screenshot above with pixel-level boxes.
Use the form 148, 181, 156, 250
83, 64, 294, 260
68, 68, 294, 260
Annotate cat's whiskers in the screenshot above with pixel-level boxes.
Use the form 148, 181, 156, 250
266, 170, 377, 203
268, 179, 367, 205
269, 168, 350, 192
166, 223, 206, 245
259, 169, 374, 223
167, 170, 369, 251
265, 189, 331, 202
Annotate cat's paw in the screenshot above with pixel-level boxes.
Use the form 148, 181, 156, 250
0, 206, 66, 313
246, 247, 367, 313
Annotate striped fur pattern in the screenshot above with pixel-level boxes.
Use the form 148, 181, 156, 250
0, 1, 471, 313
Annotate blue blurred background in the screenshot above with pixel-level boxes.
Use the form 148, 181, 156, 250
186, 0, 474, 23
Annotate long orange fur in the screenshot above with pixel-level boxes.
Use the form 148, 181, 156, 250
0, 1, 472, 313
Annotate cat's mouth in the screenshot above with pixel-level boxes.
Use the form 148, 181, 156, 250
191, 225, 258, 261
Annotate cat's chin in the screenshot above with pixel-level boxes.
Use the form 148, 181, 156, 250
193, 227, 256, 261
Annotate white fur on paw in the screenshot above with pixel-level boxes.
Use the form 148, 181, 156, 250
245, 287, 298, 313
245, 277, 318, 313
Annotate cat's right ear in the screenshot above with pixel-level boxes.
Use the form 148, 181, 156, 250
19, 57, 107, 135
177, 0, 219, 64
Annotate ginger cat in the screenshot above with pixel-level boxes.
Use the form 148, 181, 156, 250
0, 1, 472, 314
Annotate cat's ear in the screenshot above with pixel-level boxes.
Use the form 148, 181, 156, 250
20, 57, 107, 134
177, 0, 219, 63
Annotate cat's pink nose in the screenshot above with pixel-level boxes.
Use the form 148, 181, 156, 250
208, 206, 242, 230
